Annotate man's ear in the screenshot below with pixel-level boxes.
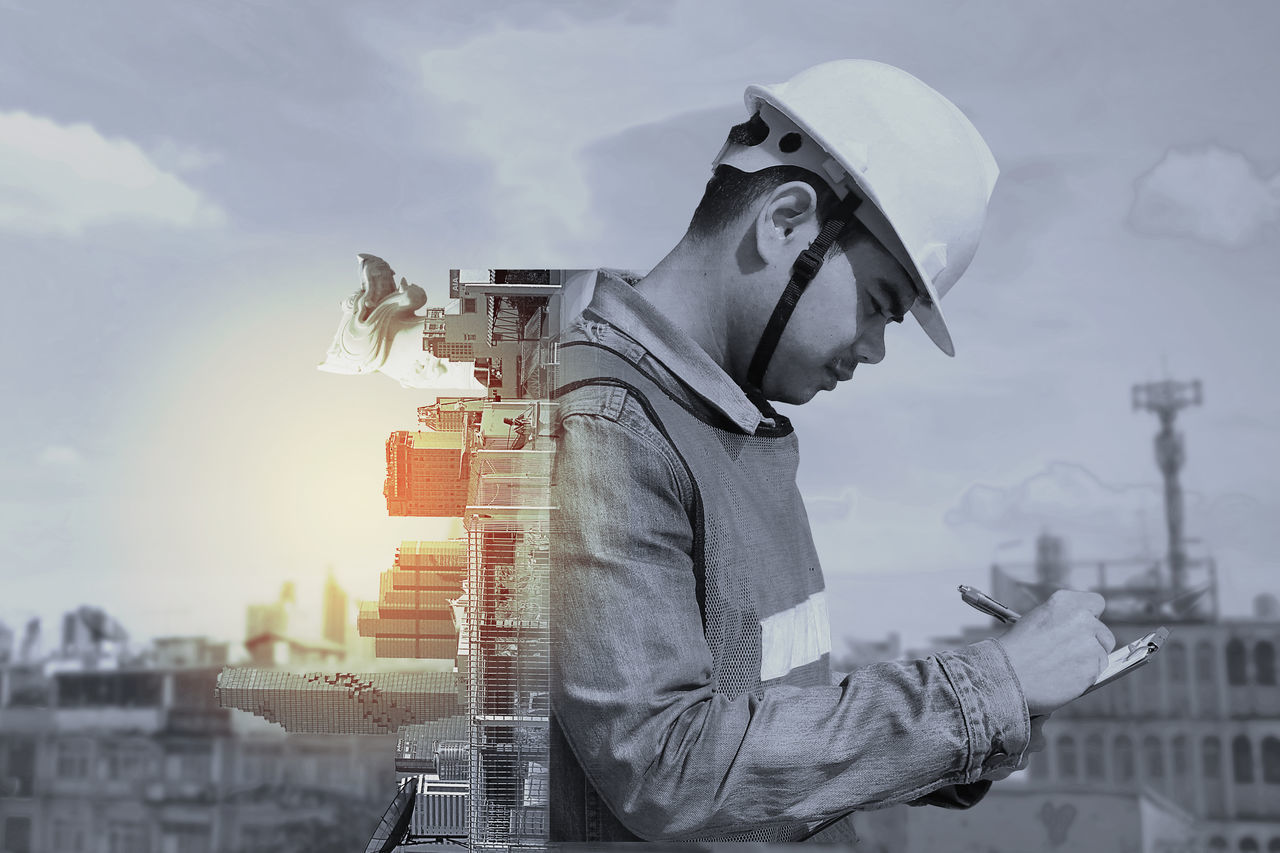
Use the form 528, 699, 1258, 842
753, 181, 820, 264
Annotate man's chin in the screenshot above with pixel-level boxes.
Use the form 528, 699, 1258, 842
766, 382, 823, 406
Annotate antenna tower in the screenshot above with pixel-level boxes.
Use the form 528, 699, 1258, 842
1131, 378, 1202, 595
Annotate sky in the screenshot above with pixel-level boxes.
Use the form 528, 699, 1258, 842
2, 0, 1278, 655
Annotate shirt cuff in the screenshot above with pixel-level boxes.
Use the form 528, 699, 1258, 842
933, 638, 1030, 783
908, 780, 993, 810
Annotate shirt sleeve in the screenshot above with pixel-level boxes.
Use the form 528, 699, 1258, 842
551, 405, 1030, 841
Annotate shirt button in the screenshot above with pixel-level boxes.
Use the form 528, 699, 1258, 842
984, 750, 1008, 770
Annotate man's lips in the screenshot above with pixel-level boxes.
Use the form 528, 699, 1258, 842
832, 361, 857, 382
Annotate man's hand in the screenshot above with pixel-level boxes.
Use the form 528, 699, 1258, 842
998, 590, 1115, 716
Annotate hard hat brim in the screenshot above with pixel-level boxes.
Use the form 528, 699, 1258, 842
745, 79, 960, 357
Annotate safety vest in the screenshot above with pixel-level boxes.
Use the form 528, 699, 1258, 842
550, 340, 833, 842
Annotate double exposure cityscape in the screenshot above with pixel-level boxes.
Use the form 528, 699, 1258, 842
2, 263, 1278, 852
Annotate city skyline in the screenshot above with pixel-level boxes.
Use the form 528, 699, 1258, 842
4, 1, 1280, 656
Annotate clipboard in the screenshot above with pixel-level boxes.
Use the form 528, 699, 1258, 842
1082, 626, 1169, 695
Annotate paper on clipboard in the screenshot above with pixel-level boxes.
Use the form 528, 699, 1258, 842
1082, 626, 1170, 695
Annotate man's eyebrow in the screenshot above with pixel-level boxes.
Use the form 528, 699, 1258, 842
877, 278, 912, 318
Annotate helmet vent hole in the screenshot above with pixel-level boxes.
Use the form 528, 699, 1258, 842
727, 112, 770, 147
779, 132, 802, 154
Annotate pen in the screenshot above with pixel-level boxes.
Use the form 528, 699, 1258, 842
958, 584, 1023, 624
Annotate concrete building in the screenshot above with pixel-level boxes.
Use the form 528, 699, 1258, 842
357, 539, 469, 662
414, 269, 570, 850
383, 429, 470, 518
0, 655, 393, 853
342, 267, 590, 850
897, 539, 1280, 853
214, 668, 465, 737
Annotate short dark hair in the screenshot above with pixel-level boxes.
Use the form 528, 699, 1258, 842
686, 164, 844, 242
685, 113, 843, 242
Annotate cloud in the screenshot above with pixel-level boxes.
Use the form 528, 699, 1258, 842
413, 7, 763, 254
147, 137, 223, 174
1128, 144, 1280, 249
0, 111, 226, 236
945, 460, 1280, 571
946, 461, 1161, 550
37, 445, 82, 467
802, 486, 859, 525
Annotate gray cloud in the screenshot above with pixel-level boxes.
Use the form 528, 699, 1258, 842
946, 460, 1280, 570
0, 111, 226, 236
1128, 144, 1280, 249
802, 487, 858, 525
946, 461, 1156, 542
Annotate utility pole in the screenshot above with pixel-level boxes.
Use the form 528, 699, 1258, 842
1131, 378, 1202, 597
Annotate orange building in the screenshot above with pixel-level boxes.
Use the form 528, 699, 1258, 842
383, 430, 469, 517
358, 541, 469, 662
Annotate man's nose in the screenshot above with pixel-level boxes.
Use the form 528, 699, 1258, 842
853, 321, 887, 364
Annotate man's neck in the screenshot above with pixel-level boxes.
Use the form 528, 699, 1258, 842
634, 238, 745, 384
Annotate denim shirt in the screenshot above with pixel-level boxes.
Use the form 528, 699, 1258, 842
549, 271, 1030, 842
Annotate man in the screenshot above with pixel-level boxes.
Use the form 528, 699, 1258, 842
549, 60, 1113, 843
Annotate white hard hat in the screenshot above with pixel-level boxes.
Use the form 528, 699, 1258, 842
713, 60, 999, 356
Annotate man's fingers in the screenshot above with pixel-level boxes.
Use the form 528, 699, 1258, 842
1050, 589, 1105, 617
1095, 623, 1116, 653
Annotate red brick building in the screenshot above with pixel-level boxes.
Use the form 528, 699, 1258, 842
383, 430, 468, 517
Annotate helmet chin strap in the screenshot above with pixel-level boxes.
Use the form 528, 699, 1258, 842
744, 193, 863, 412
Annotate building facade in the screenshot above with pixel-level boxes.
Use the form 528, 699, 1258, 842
0, 662, 392, 853
357, 539, 470, 661
383, 429, 470, 517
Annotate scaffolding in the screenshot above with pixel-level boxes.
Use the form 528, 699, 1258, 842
466, 445, 552, 851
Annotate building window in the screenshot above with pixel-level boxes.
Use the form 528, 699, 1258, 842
55, 738, 91, 779
1234, 734, 1255, 784
1267, 838, 1280, 853
51, 819, 86, 852
2, 817, 32, 853
463, 298, 476, 314
1172, 735, 1189, 777
1168, 642, 1187, 683
1263, 737, 1280, 785
1197, 640, 1216, 683
1204, 736, 1222, 779
1114, 735, 1135, 782
1208, 838, 1227, 851
1241, 838, 1260, 853
107, 822, 150, 853
106, 740, 155, 781
3, 738, 35, 797
1257, 642, 1276, 686
1227, 638, 1248, 685
1144, 735, 1164, 779
239, 826, 278, 853
1085, 734, 1105, 780
1057, 735, 1078, 779
163, 824, 210, 853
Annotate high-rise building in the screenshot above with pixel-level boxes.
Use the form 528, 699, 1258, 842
345, 267, 594, 851
244, 583, 344, 669
383, 430, 470, 517
358, 540, 469, 661
322, 571, 349, 648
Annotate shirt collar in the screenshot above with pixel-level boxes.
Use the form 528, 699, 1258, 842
584, 270, 769, 433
